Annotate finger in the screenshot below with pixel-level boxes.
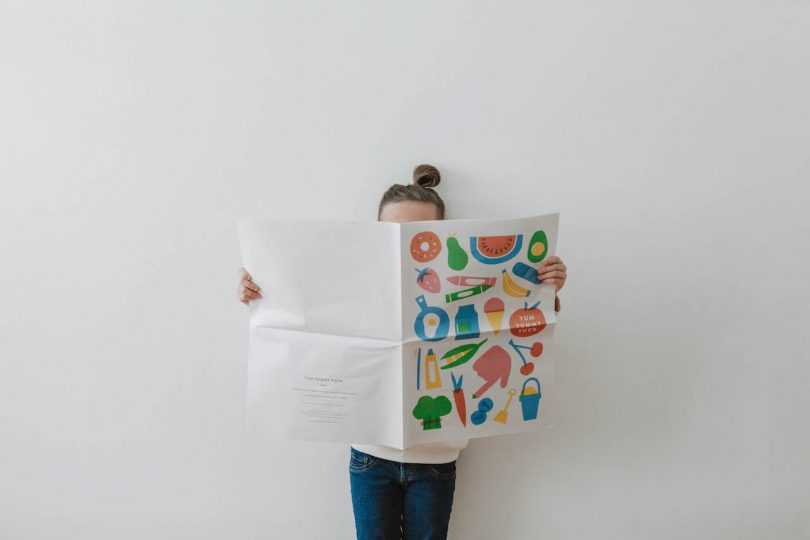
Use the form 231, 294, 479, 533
241, 279, 261, 294
239, 286, 262, 300
539, 269, 566, 280
240, 267, 252, 281
538, 259, 560, 271
540, 256, 561, 266
538, 263, 564, 274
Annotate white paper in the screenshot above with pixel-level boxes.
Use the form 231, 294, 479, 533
239, 214, 559, 449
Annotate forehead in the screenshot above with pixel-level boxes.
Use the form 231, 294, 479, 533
379, 200, 441, 223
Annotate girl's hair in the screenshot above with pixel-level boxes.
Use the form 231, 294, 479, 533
377, 164, 446, 220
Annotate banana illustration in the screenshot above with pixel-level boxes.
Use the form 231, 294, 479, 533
501, 269, 531, 298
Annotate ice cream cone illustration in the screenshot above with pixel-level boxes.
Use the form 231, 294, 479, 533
484, 298, 505, 334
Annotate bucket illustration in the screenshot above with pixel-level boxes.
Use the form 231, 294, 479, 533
519, 377, 542, 420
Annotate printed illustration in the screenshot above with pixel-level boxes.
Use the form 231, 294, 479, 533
508, 339, 542, 376
512, 262, 542, 284
493, 388, 517, 424
470, 235, 523, 264
509, 301, 547, 338
483, 298, 505, 334
445, 284, 492, 303
408, 222, 553, 438
416, 348, 421, 390
407, 223, 554, 440
454, 304, 480, 340
501, 269, 531, 298
412, 395, 452, 430
441, 339, 488, 369
526, 230, 548, 263
472, 345, 511, 399
411, 231, 442, 262
415, 267, 441, 293
451, 373, 467, 427
241, 212, 558, 450
414, 295, 450, 341
446, 276, 496, 287
470, 397, 494, 425
446, 235, 469, 270
424, 348, 442, 389
519, 378, 542, 420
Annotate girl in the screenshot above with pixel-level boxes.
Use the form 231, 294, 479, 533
237, 164, 568, 539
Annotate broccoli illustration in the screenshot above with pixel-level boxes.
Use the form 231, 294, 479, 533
412, 395, 452, 430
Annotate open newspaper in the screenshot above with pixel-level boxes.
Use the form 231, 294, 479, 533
238, 213, 559, 449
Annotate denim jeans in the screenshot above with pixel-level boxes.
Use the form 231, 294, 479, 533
349, 447, 456, 540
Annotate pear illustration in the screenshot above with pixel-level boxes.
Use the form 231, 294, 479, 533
447, 235, 469, 271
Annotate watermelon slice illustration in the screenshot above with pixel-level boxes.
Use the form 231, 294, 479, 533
469, 235, 523, 264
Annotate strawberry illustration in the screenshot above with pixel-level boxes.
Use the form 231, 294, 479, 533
415, 267, 441, 293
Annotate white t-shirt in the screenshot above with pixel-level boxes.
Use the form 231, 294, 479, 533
351, 439, 469, 464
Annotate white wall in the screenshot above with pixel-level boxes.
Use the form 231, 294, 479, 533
1, 1, 808, 538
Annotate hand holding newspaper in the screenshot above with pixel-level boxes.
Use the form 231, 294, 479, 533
238, 213, 559, 449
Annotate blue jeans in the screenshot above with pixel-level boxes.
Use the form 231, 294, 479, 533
349, 447, 456, 540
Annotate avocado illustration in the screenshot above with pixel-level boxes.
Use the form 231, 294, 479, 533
447, 235, 469, 271
526, 230, 548, 263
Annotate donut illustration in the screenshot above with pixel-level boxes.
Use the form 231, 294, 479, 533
410, 231, 442, 263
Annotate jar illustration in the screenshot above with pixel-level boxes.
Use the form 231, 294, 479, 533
454, 304, 480, 340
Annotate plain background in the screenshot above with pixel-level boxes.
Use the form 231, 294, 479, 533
1, 1, 808, 538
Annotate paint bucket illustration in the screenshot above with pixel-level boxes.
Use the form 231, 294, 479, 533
519, 377, 541, 420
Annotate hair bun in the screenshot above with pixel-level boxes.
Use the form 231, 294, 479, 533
412, 164, 441, 188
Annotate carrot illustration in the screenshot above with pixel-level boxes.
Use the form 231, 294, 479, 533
451, 373, 467, 427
